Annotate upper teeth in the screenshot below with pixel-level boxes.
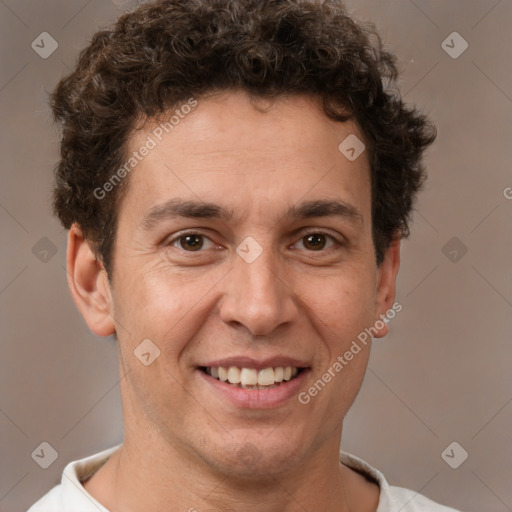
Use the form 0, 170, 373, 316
207, 366, 299, 387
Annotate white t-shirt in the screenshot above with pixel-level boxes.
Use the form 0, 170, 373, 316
28, 444, 461, 511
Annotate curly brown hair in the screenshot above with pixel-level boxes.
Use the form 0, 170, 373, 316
51, 0, 436, 277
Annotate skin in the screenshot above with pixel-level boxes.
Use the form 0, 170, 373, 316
68, 90, 400, 512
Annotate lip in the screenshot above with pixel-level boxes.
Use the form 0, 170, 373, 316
197, 367, 310, 409
200, 356, 310, 371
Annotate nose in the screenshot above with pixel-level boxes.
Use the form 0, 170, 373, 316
219, 245, 299, 336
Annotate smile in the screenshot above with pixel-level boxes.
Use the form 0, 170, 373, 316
201, 366, 303, 389
198, 363, 309, 408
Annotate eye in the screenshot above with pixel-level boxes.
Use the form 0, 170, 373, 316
294, 231, 338, 251
169, 233, 215, 251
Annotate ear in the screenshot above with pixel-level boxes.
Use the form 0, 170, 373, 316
372, 237, 401, 339
66, 224, 116, 337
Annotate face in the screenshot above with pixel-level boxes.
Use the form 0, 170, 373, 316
73, 90, 399, 479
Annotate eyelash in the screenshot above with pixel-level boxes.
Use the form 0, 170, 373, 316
166, 229, 345, 252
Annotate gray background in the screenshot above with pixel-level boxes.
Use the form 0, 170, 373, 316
1, 0, 511, 511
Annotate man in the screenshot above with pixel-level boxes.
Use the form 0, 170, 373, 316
29, 0, 461, 510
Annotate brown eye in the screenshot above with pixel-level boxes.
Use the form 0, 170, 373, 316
168, 231, 217, 253
179, 234, 204, 251
303, 233, 327, 250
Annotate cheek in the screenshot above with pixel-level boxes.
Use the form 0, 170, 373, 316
113, 267, 215, 429
296, 264, 377, 344
296, 271, 375, 424
113, 264, 225, 355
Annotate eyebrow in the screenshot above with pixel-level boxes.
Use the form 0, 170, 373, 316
140, 198, 363, 231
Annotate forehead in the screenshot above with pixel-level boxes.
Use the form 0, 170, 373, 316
120, 91, 371, 226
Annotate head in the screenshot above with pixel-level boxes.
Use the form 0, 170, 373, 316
54, 0, 435, 479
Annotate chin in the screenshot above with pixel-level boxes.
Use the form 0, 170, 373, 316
209, 433, 307, 479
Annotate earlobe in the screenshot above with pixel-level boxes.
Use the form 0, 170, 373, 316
66, 224, 116, 337
373, 237, 401, 339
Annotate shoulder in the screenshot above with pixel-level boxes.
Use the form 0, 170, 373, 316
389, 485, 462, 511
27, 484, 66, 511
339, 450, 463, 512
27, 445, 120, 512
27, 480, 110, 512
